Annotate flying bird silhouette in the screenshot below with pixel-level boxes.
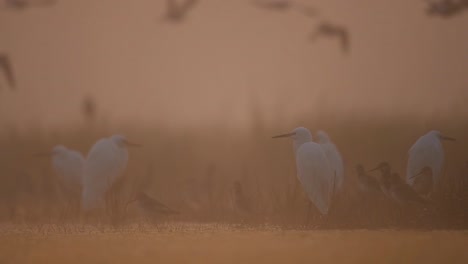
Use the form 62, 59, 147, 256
163, 0, 198, 23
1, 0, 56, 10
251, 0, 317, 17
0, 54, 16, 90
424, 0, 468, 18
310, 21, 350, 54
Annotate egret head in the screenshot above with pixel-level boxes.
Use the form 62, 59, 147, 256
316, 130, 330, 144
428, 130, 455, 141
273, 127, 313, 151
369, 162, 391, 175
110, 134, 141, 148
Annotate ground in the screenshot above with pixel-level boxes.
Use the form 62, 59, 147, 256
0, 223, 467, 264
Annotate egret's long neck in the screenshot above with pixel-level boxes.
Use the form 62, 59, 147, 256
293, 137, 312, 154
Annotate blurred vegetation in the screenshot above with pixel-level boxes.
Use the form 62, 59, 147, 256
0, 103, 467, 229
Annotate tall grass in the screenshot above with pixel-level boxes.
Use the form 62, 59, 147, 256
0, 109, 467, 229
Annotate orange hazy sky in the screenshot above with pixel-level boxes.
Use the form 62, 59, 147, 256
1, 0, 467, 129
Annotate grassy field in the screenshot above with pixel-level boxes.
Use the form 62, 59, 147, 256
0, 224, 467, 264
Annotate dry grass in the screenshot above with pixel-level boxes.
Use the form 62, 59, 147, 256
0, 111, 467, 228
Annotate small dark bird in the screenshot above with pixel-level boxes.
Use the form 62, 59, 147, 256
252, 0, 317, 17
369, 162, 392, 197
163, 0, 198, 23
81, 95, 97, 123
388, 173, 430, 205
0, 54, 16, 90
128, 192, 178, 220
424, 0, 468, 18
310, 21, 350, 54
2, 0, 56, 10
356, 164, 381, 194
410, 166, 434, 198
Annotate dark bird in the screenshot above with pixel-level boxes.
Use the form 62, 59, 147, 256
251, 0, 317, 17
409, 166, 434, 198
0, 54, 16, 90
309, 21, 350, 54
163, 0, 198, 23
369, 162, 393, 197
1, 0, 56, 10
424, 0, 468, 18
388, 173, 430, 205
81, 95, 97, 123
356, 164, 381, 194
128, 192, 178, 220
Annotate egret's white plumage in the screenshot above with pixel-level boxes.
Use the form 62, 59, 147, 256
406, 130, 455, 194
316, 130, 344, 192
82, 135, 134, 211
50, 145, 85, 197
273, 127, 334, 215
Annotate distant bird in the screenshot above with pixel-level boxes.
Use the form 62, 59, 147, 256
231, 180, 253, 215
35, 145, 85, 214
81, 95, 97, 123
273, 127, 334, 215
316, 130, 344, 192
163, 0, 198, 22
388, 172, 430, 206
406, 130, 455, 195
0, 54, 16, 90
128, 192, 178, 221
251, 0, 317, 17
356, 164, 381, 194
424, 0, 468, 18
1, 0, 56, 10
310, 21, 350, 54
369, 162, 393, 198
409, 166, 434, 198
82, 135, 140, 211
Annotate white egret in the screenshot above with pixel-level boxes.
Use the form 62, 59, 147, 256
406, 130, 455, 195
36, 145, 85, 215
82, 134, 140, 211
273, 127, 334, 215
317, 130, 344, 192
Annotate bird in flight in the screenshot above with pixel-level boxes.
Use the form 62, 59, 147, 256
1, 0, 56, 10
0, 54, 16, 90
309, 21, 350, 55
424, 0, 468, 18
251, 0, 317, 17
163, 0, 199, 23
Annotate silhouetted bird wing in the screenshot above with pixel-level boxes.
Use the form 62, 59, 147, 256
0, 55, 16, 90
251, 0, 291, 11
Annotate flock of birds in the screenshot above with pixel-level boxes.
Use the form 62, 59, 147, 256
273, 128, 455, 216
36, 127, 455, 223
5, 0, 465, 91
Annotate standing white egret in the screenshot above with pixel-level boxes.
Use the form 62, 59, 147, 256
82, 135, 140, 212
406, 130, 455, 195
36, 145, 85, 215
317, 130, 344, 192
273, 127, 334, 215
